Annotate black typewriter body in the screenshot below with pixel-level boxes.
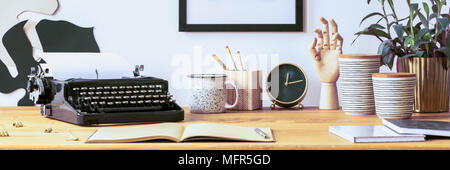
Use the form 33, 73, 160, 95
29, 74, 184, 126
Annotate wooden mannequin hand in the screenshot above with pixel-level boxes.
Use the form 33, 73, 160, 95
310, 17, 343, 83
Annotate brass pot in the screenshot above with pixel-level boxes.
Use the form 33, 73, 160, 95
397, 57, 449, 113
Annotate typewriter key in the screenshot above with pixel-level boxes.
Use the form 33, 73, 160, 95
89, 87, 96, 90
138, 95, 145, 99
145, 95, 152, 98
118, 91, 125, 94
137, 100, 144, 104
91, 102, 98, 105
145, 100, 152, 104
119, 86, 126, 89
153, 95, 159, 98
92, 96, 100, 100
149, 85, 155, 88
131, 96, 138, 99
123, 96, 130, 99
80, 87, 88, 90
111, 91, 118, 95
84, 97, 92, 100
111, 86, 118, 90
73, 87, 80, 91
107, 96, 115, 100
140, 90, 147, 93
88, 92, 95, 95
130, 101, 137, 104
155, 90, 163, 93
107, 102, 114, 105
99, 101, 106, 105
122, 101, 129, 104
95, 91, 102, 95
79, 92, 87, 96
133, 90, 140, 94
126, 86, 133, 89
141, 85, 148, 88
115, 101, 122, 105
96, 87, 104, 90
103, 91, 110, 95
115, 96, 122, 100
134, 85, 141, 89
125, 91, 132, 94
100, 96, 108, 100
104, 86, 111, 90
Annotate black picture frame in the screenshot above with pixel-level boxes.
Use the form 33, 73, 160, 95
179, 0, 303, 32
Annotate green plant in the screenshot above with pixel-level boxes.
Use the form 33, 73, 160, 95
354, 0, 450, 70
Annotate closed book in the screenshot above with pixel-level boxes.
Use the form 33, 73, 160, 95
329, 125, 425, 143
382, 119, 450, 137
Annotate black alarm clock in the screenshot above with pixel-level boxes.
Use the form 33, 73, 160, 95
266, 63, 308, 109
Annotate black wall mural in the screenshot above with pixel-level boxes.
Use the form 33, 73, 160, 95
36, 20, 100, 52
0, 20, 100, 106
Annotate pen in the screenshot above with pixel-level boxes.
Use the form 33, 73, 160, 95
226, 46, 238, 71
254, 128, 269, 139
212, 54, 229, 71
237, 51, 244, 71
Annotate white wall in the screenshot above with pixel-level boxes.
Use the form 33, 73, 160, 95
5, 0, 438, 107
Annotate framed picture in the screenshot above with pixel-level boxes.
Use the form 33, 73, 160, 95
179, 0, 303, 32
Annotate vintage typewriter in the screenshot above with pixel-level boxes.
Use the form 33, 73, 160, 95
27, 65, 184, 126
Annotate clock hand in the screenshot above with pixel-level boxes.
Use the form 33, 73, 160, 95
285, 73, 289, 86
287, 80, 304, 85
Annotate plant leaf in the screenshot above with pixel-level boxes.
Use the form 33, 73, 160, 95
404, 35, 415, 48
400, 53, 419, 58
393, 24, 404, 39
418, 12, 429, 29
416, 28, 429, 40
360, 12, 385, 26
378, 40, 392, 55
423, 3, 430, 16
369, 24, 386, 30
355, 27, 390, 39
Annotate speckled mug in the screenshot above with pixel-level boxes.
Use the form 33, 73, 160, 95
188, 74, 239, 113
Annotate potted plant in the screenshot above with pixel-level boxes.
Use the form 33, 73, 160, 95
354, 0, 450, 113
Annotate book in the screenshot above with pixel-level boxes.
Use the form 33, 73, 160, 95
329, 125, 425, 143
86, 123, 275, 143
382, 119, 450, 137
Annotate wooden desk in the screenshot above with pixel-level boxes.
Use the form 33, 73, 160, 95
0, 107, 449, 150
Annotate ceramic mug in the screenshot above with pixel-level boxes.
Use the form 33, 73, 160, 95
188, 74, 239, 113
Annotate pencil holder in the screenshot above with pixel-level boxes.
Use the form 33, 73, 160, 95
225, 70, 263, 111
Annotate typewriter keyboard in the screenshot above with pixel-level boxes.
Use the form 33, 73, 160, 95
67, 82, 176, 113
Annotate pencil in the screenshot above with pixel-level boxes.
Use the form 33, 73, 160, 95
212, 54, 229, 71
237, 51, 244, 71
226, 46, 238, 71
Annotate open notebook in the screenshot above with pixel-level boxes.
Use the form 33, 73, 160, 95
86, 123, 275, 143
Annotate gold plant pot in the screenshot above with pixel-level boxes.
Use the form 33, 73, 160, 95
398, 57, 449, 113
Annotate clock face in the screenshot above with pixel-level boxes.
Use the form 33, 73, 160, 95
267, 63, 308, 105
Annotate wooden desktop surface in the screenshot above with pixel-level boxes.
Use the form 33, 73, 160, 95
0, 107, 449, 150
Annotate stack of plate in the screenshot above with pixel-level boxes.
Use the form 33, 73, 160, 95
372, 73, 416, 119
339, 54, 380, 115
